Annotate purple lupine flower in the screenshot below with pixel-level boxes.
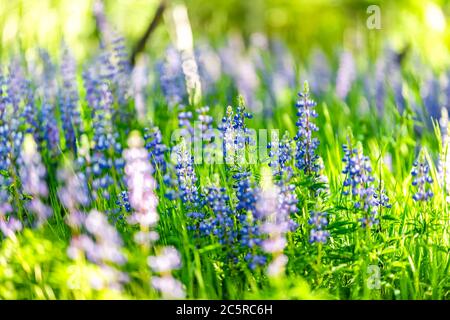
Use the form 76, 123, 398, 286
173, 139, 199, 206
59, 45, 80, 153
57, 163, 91, 215
342, 138, 389, 227
111, 34, 131, 106
89, 82, 125, 199
144, 126, 168, 173
40, 101, 60, 155
220, 103, 254, 166
67, 209, 128, 291
201, 185, 236, 245
294, 81, 321, 175
195, 43, 221, 96
271, 40, 296, 100
132, 55, 149, 119
307, 49, 332, 96
37, 48, 58, 103
124, 132, 160, 245
19, 135, 52, 225
68, 210, 126, 265
149, 246, 185, 299
219, 36, 260, 112
257, 168, 297, 276
411, 157, 434, 202
157, 46, 187, 108
336, 50, 356, 100
308, 211, 330, 244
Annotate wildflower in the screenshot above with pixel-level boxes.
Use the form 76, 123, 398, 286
124, 131, 159, 245
195, 43, 221, 96
294, 81, 321, 175
341, 137, 390, 227
220, 103, 254, 166
157, 46, 187, 108
144, 127, 169, 172
411, 158, 434, 202
57, 163, 91, 215
268, 131, 295, 182
173, 139, 199, 206
336, 50, 356, 100
60, 45, 80, 152
20, 134, 52, 226
308, 211, 330, 244
203, 185, 236, 244
67, 210, 128, 291
257, 167, 297, 276
111, 34, 131, 106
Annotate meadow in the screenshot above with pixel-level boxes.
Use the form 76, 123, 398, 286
0, 2, 449, 301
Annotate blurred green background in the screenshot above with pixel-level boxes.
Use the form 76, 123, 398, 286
1, 0, 449, 68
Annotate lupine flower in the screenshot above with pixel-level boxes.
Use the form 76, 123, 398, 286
201, 185, 236, 245
173, 139, 199, 206
219, 36, 260, 112
111, 34, 131, 106
195, 43, 221, 96
19, 134, 52, 226
149, 247, 185, 299
307, 49, 332, 96
256, 168, 291, 276
124, 132, 159, 245
60, 45, 80, 152
385, 48, 405, 113
270, 40, 296, 100
220, 103, 254, 166
342, 138, 390, 227
336, 50, 356, 100
40, 101, 60, 155
294, 81, 321, 175
57, 163, 90, 215
37, 48, 58, 103
411, 157, 434, 202
157, 46, 187, 108
67, 209, 128, 291
268, 132, 295, 181
308, 211, 330, 244
89, 82, 125, 199
144, 126, 168, 173
132, 56, 149, 119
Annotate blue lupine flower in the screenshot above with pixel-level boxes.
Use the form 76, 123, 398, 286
173, 139, 199, 206
294, 81, 320, 174
40, 101, 60, 155
57, 164, 91, 215
111, 34, 131, 106
268, 132, 295, 181
308, 211, 330, 244
60, 45, 80, 153
208, 187, 235, 243
220, 103, 254, 166
233, 171, 258, 213
157, 46, 187, 108
116, 190, 131, 213
144, 127, 168, 173
195, 43, 221, 96
342, 139, 390, 227
87, 81, 125, 200
37, 48, 58, 103
20, 135, 52, 226
411, 159, 434, 202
